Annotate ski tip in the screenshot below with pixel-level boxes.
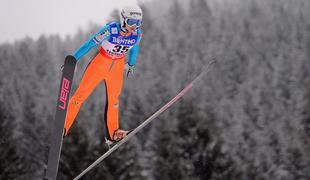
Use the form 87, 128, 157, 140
210, 59, 217, 65
65, 55, 78, 63
201, 59, 216, 73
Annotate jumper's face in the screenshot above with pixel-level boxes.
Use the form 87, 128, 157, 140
126, 25, 137, 33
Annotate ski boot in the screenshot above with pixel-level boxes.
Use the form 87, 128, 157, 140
105, 129, 132, 148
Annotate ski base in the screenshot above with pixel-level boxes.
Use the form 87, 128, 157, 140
45, 56, 77, 180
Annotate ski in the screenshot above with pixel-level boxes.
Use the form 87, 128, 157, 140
45, 55, 77, 180
73, 60, 216, 180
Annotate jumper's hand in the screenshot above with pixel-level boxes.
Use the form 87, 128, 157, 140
127, 65, 135, 78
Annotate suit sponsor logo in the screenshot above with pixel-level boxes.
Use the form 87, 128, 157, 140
130, 12, 142, 16
112, 37, 136, 45
94, 30, 110, 43
111, 27, 118, 34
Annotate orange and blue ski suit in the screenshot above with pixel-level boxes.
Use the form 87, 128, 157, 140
64, 22, 142, 140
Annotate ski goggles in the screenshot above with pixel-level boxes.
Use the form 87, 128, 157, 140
126, 19, 142, 27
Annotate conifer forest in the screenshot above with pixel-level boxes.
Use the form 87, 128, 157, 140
0, 0, 309, 179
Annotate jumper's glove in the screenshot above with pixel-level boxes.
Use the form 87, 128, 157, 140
127, 65, 135, 78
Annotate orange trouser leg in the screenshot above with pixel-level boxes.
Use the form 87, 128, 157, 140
104, 58, 125, 140
64, 54, 108, 135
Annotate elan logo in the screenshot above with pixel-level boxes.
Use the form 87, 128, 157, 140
59, 77, 70, 110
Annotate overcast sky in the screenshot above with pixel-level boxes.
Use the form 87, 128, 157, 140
0, 0, 148, 44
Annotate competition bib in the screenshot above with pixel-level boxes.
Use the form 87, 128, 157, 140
100, 24, 140, 59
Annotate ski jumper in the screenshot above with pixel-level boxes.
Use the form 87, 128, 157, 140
64, 22, 142, 140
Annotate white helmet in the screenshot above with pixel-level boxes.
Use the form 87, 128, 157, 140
120, 5, 143, 32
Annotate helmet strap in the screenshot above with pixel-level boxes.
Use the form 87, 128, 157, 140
121, 23, 128, 33
120, 13, 128, 33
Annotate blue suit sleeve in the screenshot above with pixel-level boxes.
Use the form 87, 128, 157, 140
128, 33, 142, 66
128, 45, 140, 66
73, 25, 111, 61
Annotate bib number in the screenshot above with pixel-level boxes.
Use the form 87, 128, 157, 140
112, 45, 130, 54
